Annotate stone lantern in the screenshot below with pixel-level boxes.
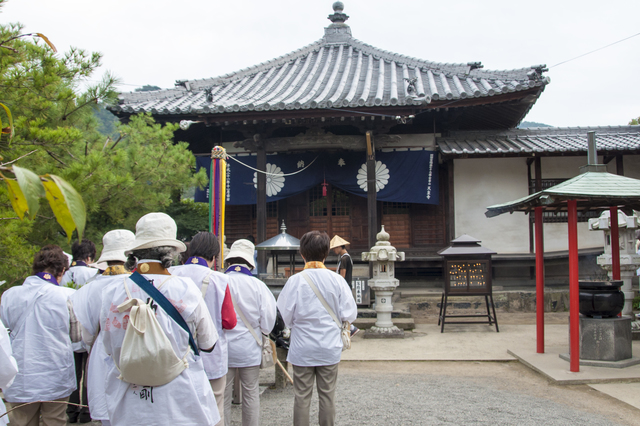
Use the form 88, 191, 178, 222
361, 226, 405, 338
588, 210, 640, 316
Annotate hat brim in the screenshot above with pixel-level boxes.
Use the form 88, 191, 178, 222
97, 249, 128, 264
330, 236, 350, 249
125, 239, 187, 255
225, 248, 256, 269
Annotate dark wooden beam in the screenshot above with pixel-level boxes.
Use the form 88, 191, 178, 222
234, 130, 404, 153
255, 134, 267, 275
616, 155, 624, 176
366, 131, 377, 260
446, 159, 455, 244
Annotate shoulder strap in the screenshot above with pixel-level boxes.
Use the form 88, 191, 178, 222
201, 270, 214, 298
128, 271, 199, 355
228, 291, 262, 347
301, 272, 341, 329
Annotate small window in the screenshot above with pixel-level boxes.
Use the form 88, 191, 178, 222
251, 202, 278, 218
332, 188, 350, 216
529, 179, 600, 223
309, 185, 327, 217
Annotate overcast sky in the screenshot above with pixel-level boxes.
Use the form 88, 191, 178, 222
2, 0, 639, 127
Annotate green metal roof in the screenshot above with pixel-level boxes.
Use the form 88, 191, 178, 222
485, 170, 640, 218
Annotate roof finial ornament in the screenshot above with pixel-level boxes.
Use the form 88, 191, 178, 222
328, 1, 349, 24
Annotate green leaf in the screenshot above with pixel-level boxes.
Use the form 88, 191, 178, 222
42, 174, 86, 241
12, 165, 45, 220
0, 102, 14, 140
4, 178, 28, 219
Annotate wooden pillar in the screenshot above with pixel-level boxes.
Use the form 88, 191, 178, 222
446, 159, 455, 244
610, 206, 621, 280
567, 200, 580, 372
535, 206, 545, 353
533, 157, 545, 354
616, 155, 624, 176
366, 131, 377, 252
527, 159, 534, 253
256, 134, 267, 275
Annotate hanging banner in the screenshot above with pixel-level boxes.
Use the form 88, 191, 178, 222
195, 149, 439, 205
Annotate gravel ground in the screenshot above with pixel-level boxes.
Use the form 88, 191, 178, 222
224, 361, 639, 426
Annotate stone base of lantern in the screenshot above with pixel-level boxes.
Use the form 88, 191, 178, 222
363, 325, 405, 339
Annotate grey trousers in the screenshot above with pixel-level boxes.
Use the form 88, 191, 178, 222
8, 397, 69, 426
292, 363, 339, 426
224, 366, 260, 426
210, 375, 227, 426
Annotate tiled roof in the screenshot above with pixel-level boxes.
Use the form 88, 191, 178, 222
437, 126, 640, 157
111, 5, 549, 117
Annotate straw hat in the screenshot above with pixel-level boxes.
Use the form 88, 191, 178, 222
225, 239, 256, 269
330, 235, 350, 249
125, 213, 187, 254
97, 229, 136, 263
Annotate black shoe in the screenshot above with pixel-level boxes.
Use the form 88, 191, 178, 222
68, 412, 79, 424
79, 412, 92, 423
350, 326, 360, 338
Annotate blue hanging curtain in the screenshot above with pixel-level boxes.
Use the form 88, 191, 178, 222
195, 149, 439, 205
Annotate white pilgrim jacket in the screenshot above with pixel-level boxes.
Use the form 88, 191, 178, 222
61, 265, 98, 288
0, 275, 77, 402
0, 319, 18, 426
277, 267, 357, 367
169, 263, 236, 380
98, 273, 220, 426
226, 268, 277, 368
70, 273, 127, 422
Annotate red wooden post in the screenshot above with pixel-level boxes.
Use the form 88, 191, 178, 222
535, 207, 545, 353
567, 200, 580, 372
610, 206, 621, 281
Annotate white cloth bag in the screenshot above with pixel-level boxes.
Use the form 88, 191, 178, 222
114, 278, 188, 387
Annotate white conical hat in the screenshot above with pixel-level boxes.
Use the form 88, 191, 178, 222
330, 235, 350, 249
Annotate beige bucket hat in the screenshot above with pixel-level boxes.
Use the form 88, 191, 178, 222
97, 229, 136, 263
125, 212, 187, 254
330, 235, 350, 249
225, 239, 256, 269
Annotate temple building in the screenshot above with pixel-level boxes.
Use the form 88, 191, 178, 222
110, 2, 640, 285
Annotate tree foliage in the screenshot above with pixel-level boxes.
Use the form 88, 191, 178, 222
630, 117, 639, 126
135, 85, 162, 92
0, 11, 206, 290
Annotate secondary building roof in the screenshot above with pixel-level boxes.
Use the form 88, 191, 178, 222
485, 170, 640, 217
438, 126, 640, 157
111, 3, 549, 123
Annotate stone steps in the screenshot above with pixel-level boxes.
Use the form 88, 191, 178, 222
399, 289, 572, 314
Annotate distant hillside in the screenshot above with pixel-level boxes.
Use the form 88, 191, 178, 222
95, 105, 119, 137
518, 121, 553, 128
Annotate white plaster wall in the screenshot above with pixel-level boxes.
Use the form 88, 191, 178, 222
624, 155, 640, 180
454, 158, 530, 253
454, 155, 624, 254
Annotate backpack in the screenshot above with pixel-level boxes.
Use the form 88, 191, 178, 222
113, 276, 189, 387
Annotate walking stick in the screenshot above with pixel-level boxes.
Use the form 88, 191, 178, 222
270, 339, 293, 384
